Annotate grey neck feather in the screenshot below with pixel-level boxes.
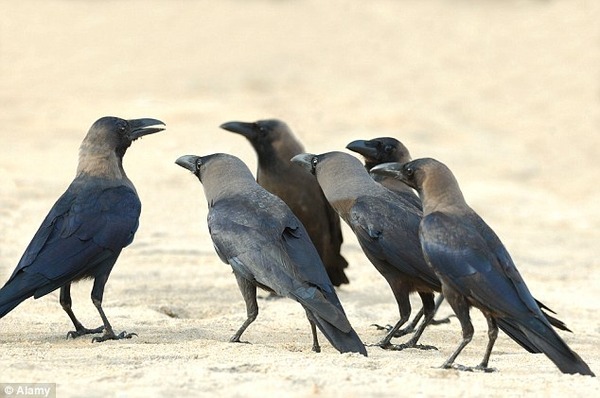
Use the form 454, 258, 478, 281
201, 156, 258, 204
76, 137, 125, 181
317, 153, 386, 204
420, 169, 468, 215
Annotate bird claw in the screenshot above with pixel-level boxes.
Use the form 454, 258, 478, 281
370, 323, 396, 332
379, 342, 404, 351
474, 364, 497, 373
370, 341, 438, 351
66, 325, 104, 339
91, 330, 137, 343
370, 323, 414, 337
442, 363, 496, 373
367, 340, 396, 350
406, 343, 438, 351
229, 337, 251, 345
371, 315, 454, 336
117, 331, 137, 339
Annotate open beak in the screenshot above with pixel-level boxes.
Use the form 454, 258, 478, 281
128, 118, 166, 140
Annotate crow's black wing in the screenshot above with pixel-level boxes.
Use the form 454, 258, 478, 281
208, 196, 351, 332
420, 211, 545, 320
9, 183, 140, 285
348, 196, 438, 287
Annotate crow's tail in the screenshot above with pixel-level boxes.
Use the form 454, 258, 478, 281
502, 316, 594, 376
0, 271, 49, 318
309, 310, 367, 356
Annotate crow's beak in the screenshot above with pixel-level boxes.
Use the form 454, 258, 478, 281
370, 162, 403, 179
128, 118, 166, 140
219, 121, 257, 139
346, 139, 378, 159
175, 154, 201, 173
290, 153, 317, 175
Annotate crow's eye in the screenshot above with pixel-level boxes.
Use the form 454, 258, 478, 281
196, 159, 203, 170
255, 123, 265, 133
310, 156, 318, 174
383, 145, 393, 153
404, 166, 414, 178
117, 122, 127, 134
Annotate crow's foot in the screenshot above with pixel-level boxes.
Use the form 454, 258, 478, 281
91, 330, 137, 343
371, 323, 414, 338
66, 325, 104, 339
229, 336, 251, 344
369, 340, 438, 351
442, 363, 496, 373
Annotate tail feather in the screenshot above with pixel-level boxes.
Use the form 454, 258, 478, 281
498, 305, 573, 354
309, 310, 367, 356
506, 316, 594, 376
0, 271, 49, 318
497, 319, 540, 353
534, 298, 572, 332
541, 309, 572, 333
324, 257, 350, 286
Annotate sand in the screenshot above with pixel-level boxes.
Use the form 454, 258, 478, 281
0, 1, 598, 397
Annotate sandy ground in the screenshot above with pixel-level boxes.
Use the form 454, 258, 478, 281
1, 0, 599, 397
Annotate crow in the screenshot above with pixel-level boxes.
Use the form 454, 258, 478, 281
291, 151, 440, 351
221, 119, 349, 286
371, 158, 594, 375
346, 137, 450, 335
175, 153, 366, 355
0, 116, 164, 342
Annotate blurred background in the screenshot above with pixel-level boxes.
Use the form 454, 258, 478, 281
0, 2, 599, 395
1, 0, 598, 300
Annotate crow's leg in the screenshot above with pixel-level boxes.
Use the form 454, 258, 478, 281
308, 318, 321, 353
474, 314, 498, 373
229, 274, 258, 344
440, 288, 473, 370
396, 292, 438, 350
429, 294, 454, 325
89, 274, 136, 343
61, 283, 104, 339
373, 293, 452, 337
370, 286, 411, 350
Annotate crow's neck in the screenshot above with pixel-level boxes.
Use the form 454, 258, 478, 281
77, 146, 126, 181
